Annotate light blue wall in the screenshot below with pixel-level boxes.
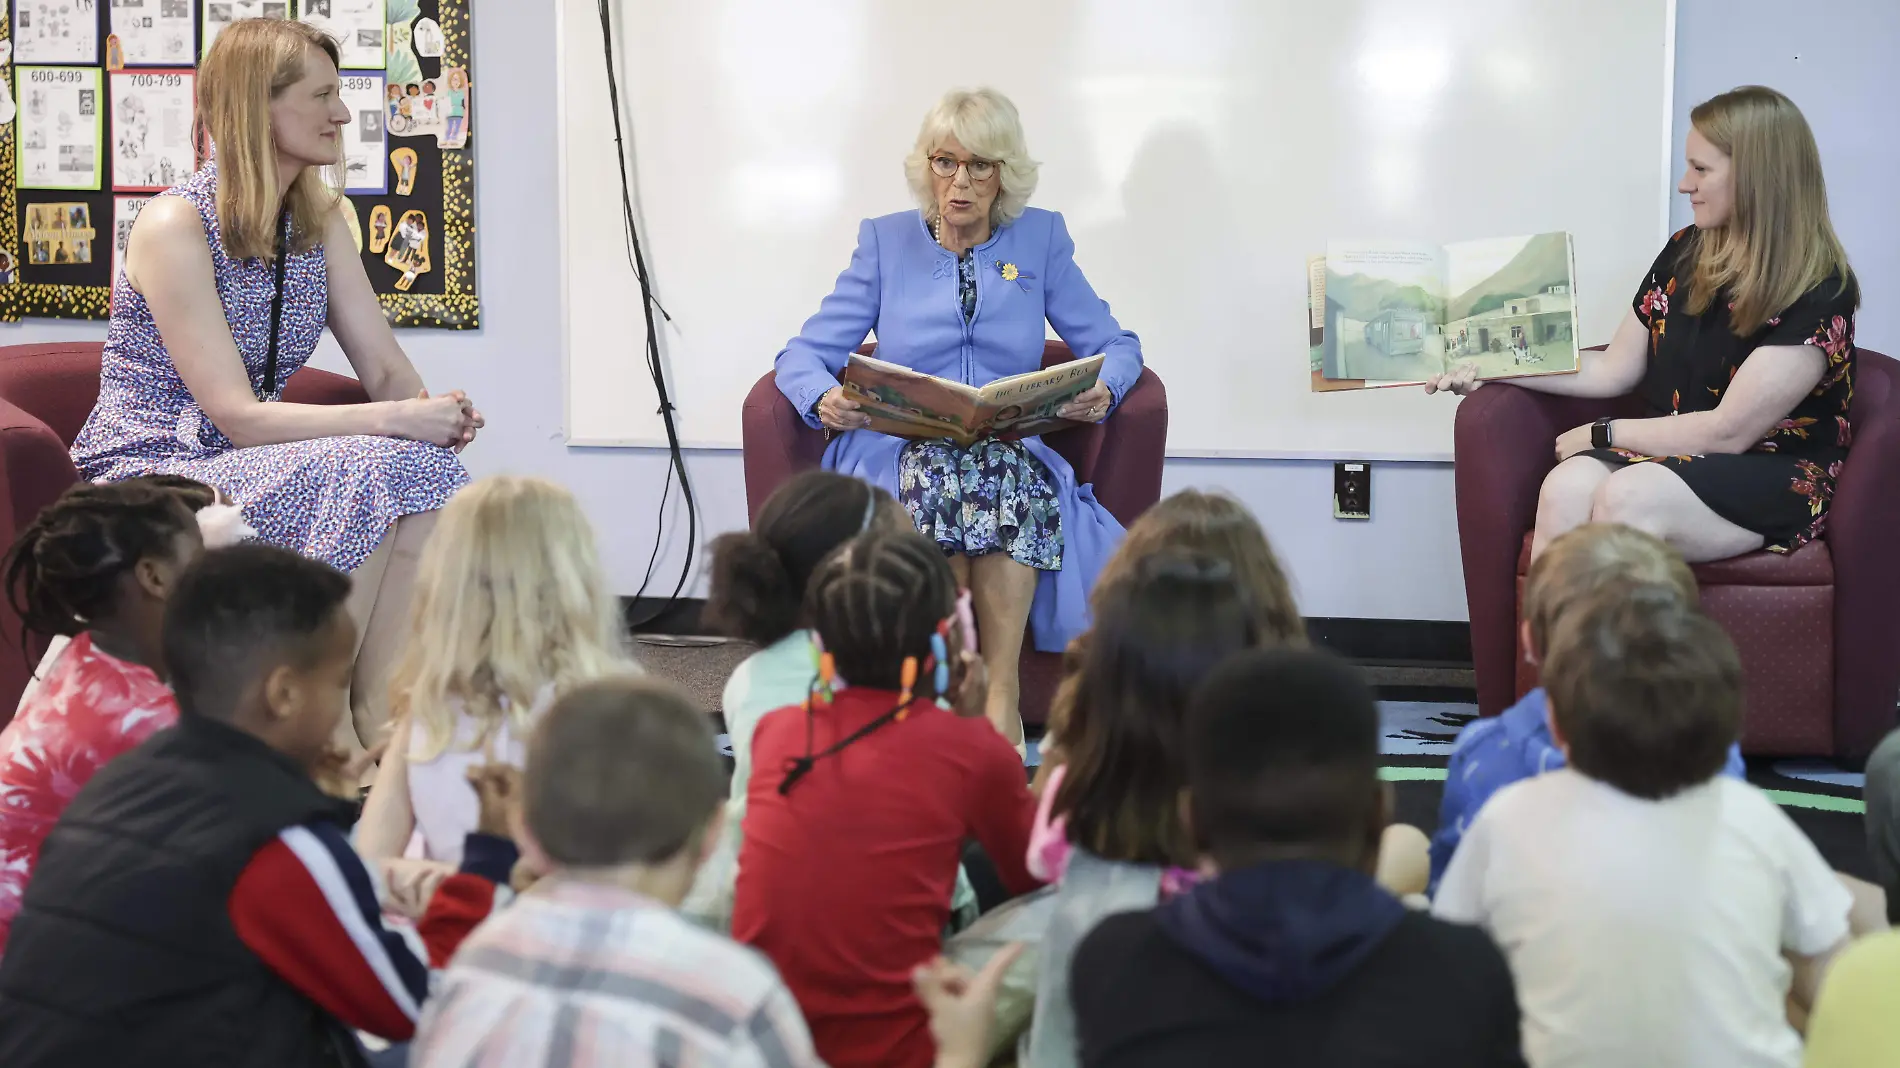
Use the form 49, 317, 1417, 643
8, 1, 1890, 623
1668, 0, 1897, 357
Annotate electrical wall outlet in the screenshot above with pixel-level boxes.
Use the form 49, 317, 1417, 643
1334, 461, 1370, 520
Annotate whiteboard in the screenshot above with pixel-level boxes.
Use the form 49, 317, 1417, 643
560, 0, 1674, 460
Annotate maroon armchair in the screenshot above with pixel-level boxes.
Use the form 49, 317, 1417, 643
1455, 346, 1900, 760
741, 341, 1170, 725
0, 342, 369, 722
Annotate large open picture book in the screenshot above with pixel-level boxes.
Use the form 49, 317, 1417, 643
842, 352, 1105, 445
1309, 231, 1581, 391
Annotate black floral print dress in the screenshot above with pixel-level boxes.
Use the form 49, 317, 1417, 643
1581, 228, 1858, 553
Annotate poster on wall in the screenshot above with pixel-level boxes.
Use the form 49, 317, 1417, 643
337, 69, 385, 194
24, 202, 94, 265
200, 0, 284, 58
0, 0, 478, 327
111, 194, 151, 283
111, 0, 195, 66
109, 69, 194, 191
13, 0, 99, 63
296, 0, 384, 70
16, 66, 104, 190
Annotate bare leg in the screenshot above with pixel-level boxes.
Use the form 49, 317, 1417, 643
337, 531, 396, 760
1590, 463, 1765, 562
1529, 456, 1615, 563
947, 552, 971, 589
969, 553, 1035, 746
350, 510, 440, 752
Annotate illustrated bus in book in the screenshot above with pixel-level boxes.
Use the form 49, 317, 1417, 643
1362, 308, 1430, 358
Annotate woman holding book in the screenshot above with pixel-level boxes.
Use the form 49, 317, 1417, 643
1428, 86, 1858, 565
773, 87, 1144, 746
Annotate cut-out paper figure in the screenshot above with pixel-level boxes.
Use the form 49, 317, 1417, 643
391, 147, 418, 196
368, 204, 392, 254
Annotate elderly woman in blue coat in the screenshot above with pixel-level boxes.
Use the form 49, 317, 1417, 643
775, 87, 1143, 745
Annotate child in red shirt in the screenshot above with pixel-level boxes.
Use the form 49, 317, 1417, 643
0, 478, 214, 951
733, 528, 1041, 1068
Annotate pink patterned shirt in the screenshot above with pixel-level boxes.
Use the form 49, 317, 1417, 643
0, 632, 177, 952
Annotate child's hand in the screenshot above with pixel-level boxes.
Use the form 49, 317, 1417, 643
312, 742, 384, 800
381, 857, 454, 919
466, 763, 522, 838
509, 857, 544, 894
913, 942, 1023, 1068
950, 650, 989, 720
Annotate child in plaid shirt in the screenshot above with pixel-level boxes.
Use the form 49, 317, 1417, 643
410, 677, 823, 1068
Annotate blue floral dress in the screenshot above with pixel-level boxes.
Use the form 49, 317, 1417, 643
69, 163, 468, 572
897, 253, 1063, 571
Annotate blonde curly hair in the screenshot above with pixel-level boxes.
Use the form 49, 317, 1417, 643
903, 88, 1040, 229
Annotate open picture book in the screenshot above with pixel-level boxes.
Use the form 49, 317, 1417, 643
1309, 231, 1582, 391
841, 351, 1106, 446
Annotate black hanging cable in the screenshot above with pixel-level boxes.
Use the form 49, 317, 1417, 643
595, 0, 697, 630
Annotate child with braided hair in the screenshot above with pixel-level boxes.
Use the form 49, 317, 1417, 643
733, 526, 1041, 1068
0, 477, 217, 951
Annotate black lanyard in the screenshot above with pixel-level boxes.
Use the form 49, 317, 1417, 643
258, 211, 290, 401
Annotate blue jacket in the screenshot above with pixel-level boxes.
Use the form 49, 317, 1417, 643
774, 208, 1144, 651
1429, 687, 1748, 892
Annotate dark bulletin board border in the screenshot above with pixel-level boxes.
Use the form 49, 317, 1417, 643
0, 1, 478, 330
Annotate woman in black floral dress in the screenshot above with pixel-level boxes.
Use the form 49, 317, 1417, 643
1429, 86, 1858, 562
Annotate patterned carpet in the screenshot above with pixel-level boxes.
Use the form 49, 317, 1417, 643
637, 638, 1874, 881
1374, 698, 1873, 882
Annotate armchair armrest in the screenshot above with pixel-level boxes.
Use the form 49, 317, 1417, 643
1826, 349, 1900, 760
1044, 367, 1167, 528
742, 370, 829, 523
0, 396, 75, 728
1454, 367, 1642, 715
279, 366, 371, 407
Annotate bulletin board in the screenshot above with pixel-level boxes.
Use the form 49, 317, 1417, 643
0, 0, 478, 328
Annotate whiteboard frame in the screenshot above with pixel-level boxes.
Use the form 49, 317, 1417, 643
558, 0, 1681, 463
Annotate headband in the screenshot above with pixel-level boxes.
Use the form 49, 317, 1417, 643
859, 486, 879, 532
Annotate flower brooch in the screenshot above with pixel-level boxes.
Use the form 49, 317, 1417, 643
996, 260, 1036, 292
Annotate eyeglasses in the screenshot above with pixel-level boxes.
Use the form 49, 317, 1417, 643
928, 154, 999, 181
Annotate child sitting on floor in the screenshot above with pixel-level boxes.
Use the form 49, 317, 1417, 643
1072, 647, 1524, 1067
0, 545, 513, 1065
0, 478, 211, 951
355, 476, 636, 910
1027, 546, 1432, 1068
1429, 522, 1745, 891
682, 469, 916, 931
412, 676, 826, 1067
1432, 590, 1851, 1068
733, 527, 1040, 1068
1034, 489, 1306, 789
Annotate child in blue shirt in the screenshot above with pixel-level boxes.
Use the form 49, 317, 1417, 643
1430, 524, 1745, 891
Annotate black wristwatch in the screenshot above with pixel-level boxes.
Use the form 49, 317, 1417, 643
1590, 418, 1615, 449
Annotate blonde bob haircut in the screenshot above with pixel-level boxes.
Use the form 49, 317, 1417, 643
392, 476, 637, 762
1682, 85, 1857, 334
197, 18, 342, 262
904, 88, 1040, 229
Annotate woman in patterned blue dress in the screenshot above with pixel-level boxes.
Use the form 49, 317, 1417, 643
776, 89, 1144, 746
69, 21, 479, 750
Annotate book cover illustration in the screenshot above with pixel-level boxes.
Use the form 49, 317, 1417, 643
843, 352, 1105, 446
1310, 231, 1580, 391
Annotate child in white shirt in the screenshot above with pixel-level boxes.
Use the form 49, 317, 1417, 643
1433, 588, 1850, 1068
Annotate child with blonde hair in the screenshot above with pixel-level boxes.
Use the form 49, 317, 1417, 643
356, 476, 637, 902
